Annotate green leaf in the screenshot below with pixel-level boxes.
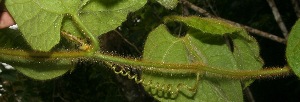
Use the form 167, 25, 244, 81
61, 17, 84, 38
163, 15, 263, 72
79, 0, 147, 36
156, 0, 178, 9
142, 25, 243, 101
230, 30, 263, 71
14, 59, 73, 80
164, 16, 242, 35
0, 49, 74, 80
229, 30, 263, 87
5, 0, 147, 51
0, 29, 73, 80
5, 0, 74, 51
286, 19, 300, 77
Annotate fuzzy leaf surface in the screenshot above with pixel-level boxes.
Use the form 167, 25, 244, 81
79, 0, 147, 37
0, 54, 73, 80
5, 0, 69, 51
0, 29, 73, 80
5, 0, 147, 51
143, 25, 243, 101
156, 0, 178, 9
287, 19, 300, 77
230, 30, 263, 71
164, 16, 241, 35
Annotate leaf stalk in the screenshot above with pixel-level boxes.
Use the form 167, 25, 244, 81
71, 14, 100, 54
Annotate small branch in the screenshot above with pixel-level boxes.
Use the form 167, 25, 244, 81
204, 0, 218, 16
180, 0, 212, 17
113, 30, 142, 54
243, 86, 255, 102
266, 0, 289, 38
291, 0, 300, 18
220, 18, 287, 44
180, 0, 286, 44
181, 1, 190, 16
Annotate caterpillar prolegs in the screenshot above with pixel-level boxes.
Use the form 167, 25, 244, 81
104, 61, 200, 99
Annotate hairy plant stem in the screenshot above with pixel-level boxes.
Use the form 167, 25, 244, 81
71, 14, 100, 54
0, 49, 87, 58
94, 53, 291, 79
0, 49, 291, 80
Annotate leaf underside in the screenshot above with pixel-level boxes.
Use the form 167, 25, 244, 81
286, 19, 300, 77
3, 0, 147, 80
5, 0, 147, 51
142, 16, 262, 101
0, 28, 73, 80
2, 0, 265, 101
13, 59, 73, 80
